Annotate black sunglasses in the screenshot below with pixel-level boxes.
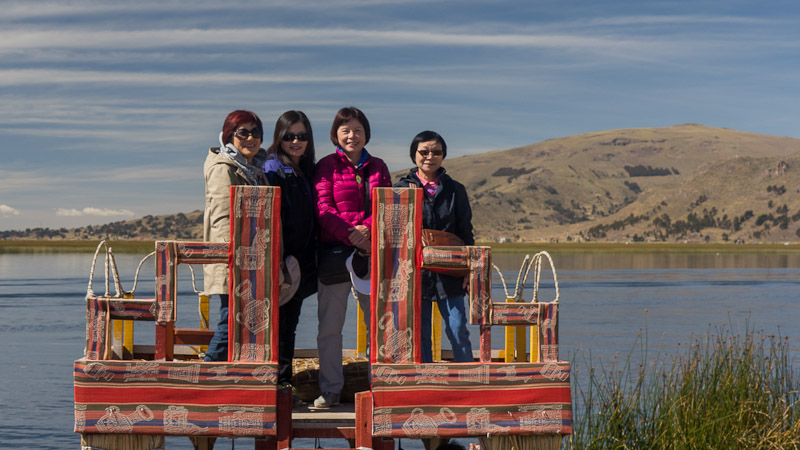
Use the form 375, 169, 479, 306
417, 149, 443, 157
234, 128, 263, 139
282, 133, 309, 142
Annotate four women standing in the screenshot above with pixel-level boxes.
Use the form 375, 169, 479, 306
202, 108, 474, 405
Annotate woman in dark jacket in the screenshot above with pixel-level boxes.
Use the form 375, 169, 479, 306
395, 130, 474, 363
264, 110, 318, 391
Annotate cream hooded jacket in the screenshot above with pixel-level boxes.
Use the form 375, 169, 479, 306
202, 147, 263, 295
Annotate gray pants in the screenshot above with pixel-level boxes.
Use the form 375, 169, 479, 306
316, 280, 370, 394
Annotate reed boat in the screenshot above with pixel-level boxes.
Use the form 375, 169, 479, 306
73, 186, 572, 450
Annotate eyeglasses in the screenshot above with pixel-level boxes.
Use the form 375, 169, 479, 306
234, 128, 263, 139
417, 149, 443, 157
282, 133, 309, 142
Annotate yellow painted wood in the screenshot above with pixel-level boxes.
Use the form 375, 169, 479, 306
515, 324, 526, 362
357, 303, 367, 358
432, 302, 442, 361
199, 294, 210, 353
121, 292, 136, 359
529, 325, 539, 363
112, 319, 124, 360
504, 298, 515, 362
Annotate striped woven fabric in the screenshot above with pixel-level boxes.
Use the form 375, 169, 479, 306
537, 303, 559, 363
371, 362, 572, 438
467, 246, 491, 326
229, 186, 281, 363
155, 241, 178, 324
74, 359, 278, 437
421, 246, 469, 273
488, 303, 540, 326
175, 241, 229, 264
371, 187, 423, 364
85, 296, 111, 360
106, 298, 157, 321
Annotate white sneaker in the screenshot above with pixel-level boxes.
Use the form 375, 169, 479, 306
312, 392, 341, 409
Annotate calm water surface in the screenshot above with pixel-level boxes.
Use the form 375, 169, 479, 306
1, 252, 799, 449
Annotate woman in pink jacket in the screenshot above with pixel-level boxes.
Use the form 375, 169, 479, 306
312, 107, 391, 408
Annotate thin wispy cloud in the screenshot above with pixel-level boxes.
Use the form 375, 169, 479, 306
56, 207, 135, 217
0, 27, 669, 54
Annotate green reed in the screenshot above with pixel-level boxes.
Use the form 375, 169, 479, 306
569, 322, 800, 449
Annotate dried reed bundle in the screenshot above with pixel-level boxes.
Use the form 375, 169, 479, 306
81, 433, 164, 450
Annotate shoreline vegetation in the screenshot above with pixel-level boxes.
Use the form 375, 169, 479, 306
1, 239, 800, 254
571, 324, 800, 448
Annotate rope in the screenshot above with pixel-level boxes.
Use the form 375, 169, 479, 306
491, 253, 535, 302
491, 263, 511, 299
514, 254, 534, 301
186, 264, 210, 328
86, 240, 124, 298
130, 251, 208, 327
129, 251, 155, 296
530, 251, 559, 304
491, 252, 559, 305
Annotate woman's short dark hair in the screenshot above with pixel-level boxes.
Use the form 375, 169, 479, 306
329, 107, 370, 148
221, 110, 263, 145
409, 130, 447, 162
267, 110, 316, 179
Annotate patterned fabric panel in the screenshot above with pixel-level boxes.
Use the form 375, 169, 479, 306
537, 303, 559, 363
371, 362, 572, 438
74, 359, 278, 437
467, 246, 491, 325
488, 302, 540, 326
106, 298, 157, 321
421, 246, 469, 272
229, 186, 281, 363
85, 296, 111, 360
175, 241, 229, 264
371, 187, 423, 364
155, 241, 178, 324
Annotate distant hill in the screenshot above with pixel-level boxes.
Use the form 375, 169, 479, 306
0, 211, 203, 241
5, 124, 800, 243
389, 123, 800, 243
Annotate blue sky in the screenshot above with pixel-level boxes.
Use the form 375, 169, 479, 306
2, 0, 799, 231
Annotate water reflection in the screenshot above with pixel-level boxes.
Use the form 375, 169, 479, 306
492, 251, 800, 271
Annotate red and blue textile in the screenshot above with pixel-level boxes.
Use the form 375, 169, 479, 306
74, 359, 278, 437
370, 187, 423, 364
371, 362, 572, 438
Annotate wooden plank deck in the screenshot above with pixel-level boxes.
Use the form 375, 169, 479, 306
292, 403, 357, 439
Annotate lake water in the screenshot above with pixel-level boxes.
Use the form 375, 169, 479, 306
2, 251, 799, 449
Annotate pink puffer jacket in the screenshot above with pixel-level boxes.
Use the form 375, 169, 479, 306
314, 149, 391, 245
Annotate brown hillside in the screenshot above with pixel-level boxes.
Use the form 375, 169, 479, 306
393, 124, 800, 243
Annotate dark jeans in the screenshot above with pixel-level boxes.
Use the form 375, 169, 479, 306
204, 294, 229, 362
278, 293, 305, 385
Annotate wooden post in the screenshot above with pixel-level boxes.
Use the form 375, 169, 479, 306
198, 293, 210, 355
357, 303, 367, 359
432, 302, 442, 361
503, 297, 514, 362
529, 324, 539, 363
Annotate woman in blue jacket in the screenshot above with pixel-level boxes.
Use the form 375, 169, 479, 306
395, 130, 474, 363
